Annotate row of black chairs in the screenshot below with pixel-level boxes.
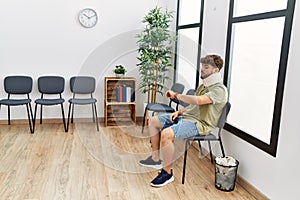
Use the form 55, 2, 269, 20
0, 75, 99, 133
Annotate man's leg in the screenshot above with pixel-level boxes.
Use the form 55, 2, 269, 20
148, 116, 162, 161
160, 127, 175, 174
150, 119, 199, 187
149, 127, 175, 187
139, 115, 164, 169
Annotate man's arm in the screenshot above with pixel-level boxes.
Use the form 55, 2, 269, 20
166, 90, 212, 105
167, 90, 211, 122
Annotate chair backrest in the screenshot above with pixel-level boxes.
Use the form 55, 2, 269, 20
169, 82, 185, 104
180, 89, 196, 107
4, 76, 33, 94
70, 76, 96, 94
217, 102, 231, 128
38, 76, 65, 94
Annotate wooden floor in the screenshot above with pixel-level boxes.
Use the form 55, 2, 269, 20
0, 121, 264, 200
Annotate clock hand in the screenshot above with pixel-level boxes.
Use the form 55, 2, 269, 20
83, 13, 90, 19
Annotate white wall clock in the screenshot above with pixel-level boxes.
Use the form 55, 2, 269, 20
78, 8, 98, 28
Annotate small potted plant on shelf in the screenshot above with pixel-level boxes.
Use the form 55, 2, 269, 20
113, 65, 127, 77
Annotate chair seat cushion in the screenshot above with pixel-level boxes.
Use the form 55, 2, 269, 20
188, 133, 218, 140
68, 98, 97, 105
0, 99, 31, 106
146, 103, 175, 113
35, 98, 65, 105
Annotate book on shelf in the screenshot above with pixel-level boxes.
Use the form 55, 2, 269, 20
122, 85, 126, 102
116, 86, 120, 102
115, 85, 134, 102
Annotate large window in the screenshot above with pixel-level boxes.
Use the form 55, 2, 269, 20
224, 0, 295, 156
175, 0, 204, 90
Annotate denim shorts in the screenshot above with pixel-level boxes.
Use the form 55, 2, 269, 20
157, 113, 199, 140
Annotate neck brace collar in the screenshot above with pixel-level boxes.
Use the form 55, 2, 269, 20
202, 72, 222, 87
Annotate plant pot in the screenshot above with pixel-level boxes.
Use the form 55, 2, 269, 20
115, 73, 125, 78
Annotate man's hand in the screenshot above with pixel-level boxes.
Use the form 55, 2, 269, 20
166, 90, 176, 99
169, 111, 179, 123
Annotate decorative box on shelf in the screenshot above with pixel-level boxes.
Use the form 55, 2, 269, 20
104, 77, 136, 127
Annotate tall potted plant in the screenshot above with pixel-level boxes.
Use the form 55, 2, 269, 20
136, 7, 175, 103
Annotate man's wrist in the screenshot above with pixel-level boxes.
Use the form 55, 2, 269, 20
174, 93, 179, 99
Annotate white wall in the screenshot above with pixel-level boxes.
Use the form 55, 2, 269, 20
0, 0, 177, 120
202, 0, 300, 199
3, 0, 300, 199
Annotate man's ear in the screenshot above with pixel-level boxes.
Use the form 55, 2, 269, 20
213, 67, 220, 73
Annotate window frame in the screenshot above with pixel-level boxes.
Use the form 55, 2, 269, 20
223, 0, 296, 156
174, 0, 205, 88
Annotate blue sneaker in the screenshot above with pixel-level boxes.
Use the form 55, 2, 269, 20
150, 169, 174, 187
139, 156, 162, 169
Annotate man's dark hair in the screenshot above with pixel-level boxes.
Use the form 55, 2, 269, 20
200, 55, 224, 70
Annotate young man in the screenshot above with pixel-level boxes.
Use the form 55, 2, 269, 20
139, 54, 228, 187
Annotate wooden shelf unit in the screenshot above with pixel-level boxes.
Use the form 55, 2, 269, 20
104, 77, 136, 127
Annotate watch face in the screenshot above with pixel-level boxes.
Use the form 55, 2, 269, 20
78, 8, 98, 28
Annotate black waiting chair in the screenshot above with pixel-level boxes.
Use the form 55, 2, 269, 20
0, 75, 34, 133
141, 83, 185, 134
33, 76, 67, 132
67, 76, 99, 131
182, 102, 231, 184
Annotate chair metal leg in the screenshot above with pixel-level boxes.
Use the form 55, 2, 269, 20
71, 103, 75, 123
67, 103, 72, 132
92, 104, 95, 123
182, 139, 190, 184
197, 140, 204, 156
40, 105, 43, 124
207, 141, 214, 163
29, 103, 34, 133
141, 107, 148, 134
60, 103, 67, 132
8, 105, 10, 125
26, 104, 34, 134
29, 103, 34, 123
33, 103, 38, 132
219, 139, 225, 157
93, 103, 99, 131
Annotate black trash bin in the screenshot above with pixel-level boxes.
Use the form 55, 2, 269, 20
215, 157, 239, 192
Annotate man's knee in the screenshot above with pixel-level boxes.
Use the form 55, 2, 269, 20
149, 116, 160, 126
161, 128, 175, 143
